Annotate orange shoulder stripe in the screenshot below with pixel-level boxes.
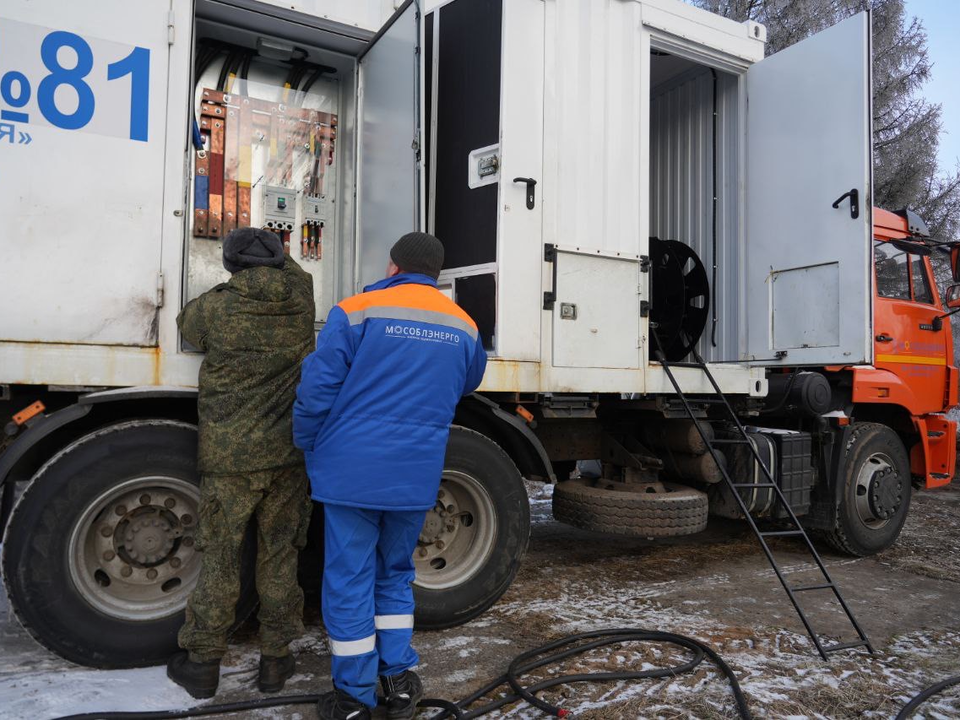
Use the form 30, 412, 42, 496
338, 284, 477, 330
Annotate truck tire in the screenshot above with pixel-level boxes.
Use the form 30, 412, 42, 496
414, 427, 530, 629
553, 478, 708, 537
824, 422, 912, 557
1, 420, 257, 668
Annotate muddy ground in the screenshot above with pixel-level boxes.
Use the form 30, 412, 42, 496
2, 481, 960, 719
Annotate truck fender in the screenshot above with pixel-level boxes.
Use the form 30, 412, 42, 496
0, 403, 93, 527
461, 394, 556, 483
78, 386, 198, 405
0, 386, 199, 528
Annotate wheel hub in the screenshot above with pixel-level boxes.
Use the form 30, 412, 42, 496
419, 496, 461, 550
69, 476, 201, 620
413, 472, 497, 590
116, 509, 181, 566
867, 466, 902, 521
854, 452, 901, 529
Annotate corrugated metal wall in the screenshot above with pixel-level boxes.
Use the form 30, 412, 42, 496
650, 69, 741, 363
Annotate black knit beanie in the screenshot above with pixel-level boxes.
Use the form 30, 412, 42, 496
390, 232, 444, 280
222, 227, 285, 274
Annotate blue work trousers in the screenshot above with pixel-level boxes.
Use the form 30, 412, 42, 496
322, 503, 426, 708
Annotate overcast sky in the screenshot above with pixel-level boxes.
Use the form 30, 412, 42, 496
904, 0, 960, 174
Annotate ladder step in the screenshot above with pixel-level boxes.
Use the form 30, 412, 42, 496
759, 530, 805, 537
731, 482, 778, 488
791, 583, 834, 593
662, 361, 706, 369
822, 640, 871, 654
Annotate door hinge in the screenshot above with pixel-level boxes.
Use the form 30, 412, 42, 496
167, 10, 176, 45
156, 273, 165, 308
640, 300, 650, 317
639, 255, 650, 273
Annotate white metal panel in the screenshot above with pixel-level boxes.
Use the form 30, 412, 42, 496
640, 0, 765, 64
744, 12, 872, 366
356, 1, 420, 291
771, 263, 840, 349
495, 0, 544, 362
649, 69, 741, 363
552, 251, 640, 369
0, 1, 172, 347
543, 0, 643, 258
251, 0, 397, 33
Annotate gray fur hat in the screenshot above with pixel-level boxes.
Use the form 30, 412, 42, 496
222, 227, 285, 274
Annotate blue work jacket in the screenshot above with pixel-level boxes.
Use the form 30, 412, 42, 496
293, 273, 488, 510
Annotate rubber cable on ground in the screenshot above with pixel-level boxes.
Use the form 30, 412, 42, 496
895, 675, 960, 720
53, 628, 752, 720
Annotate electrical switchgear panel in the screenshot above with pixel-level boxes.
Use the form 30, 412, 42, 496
185, 38, 342, 326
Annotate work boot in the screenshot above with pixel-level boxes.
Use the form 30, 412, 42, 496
258, 653, 296, 693
316, 688, 372, 720
380, 670, 423, 720
166, 651, 220, 699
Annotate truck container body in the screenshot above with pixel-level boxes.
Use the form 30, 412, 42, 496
1, 0, 957, 668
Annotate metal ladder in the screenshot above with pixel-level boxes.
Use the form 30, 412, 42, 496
651, 333, 874, 660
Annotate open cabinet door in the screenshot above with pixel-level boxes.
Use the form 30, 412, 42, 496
744, 12, 873, 366
356, 0, 421, 292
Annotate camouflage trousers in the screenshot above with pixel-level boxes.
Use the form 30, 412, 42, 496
179, 465, 313, 661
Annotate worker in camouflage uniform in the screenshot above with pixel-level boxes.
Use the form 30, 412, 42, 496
167, 227, 316, 700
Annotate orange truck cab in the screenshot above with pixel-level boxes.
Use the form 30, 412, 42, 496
823, 208, 958, 487
790, 207, 960, 557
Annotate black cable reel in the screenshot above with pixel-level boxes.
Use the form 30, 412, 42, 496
648, 237, 710, 361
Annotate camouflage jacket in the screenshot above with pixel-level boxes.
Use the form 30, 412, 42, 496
178, 259, 316, 474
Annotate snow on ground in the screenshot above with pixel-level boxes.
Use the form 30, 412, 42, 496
2, 480, 959, 719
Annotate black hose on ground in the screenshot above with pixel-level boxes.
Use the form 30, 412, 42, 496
895, 675, 960, 719
52, 628, 752, 720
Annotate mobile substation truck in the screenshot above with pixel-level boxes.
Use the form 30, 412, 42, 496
1, 0, 957, 667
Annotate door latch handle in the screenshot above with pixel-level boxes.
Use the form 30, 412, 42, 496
513, 177, 537, 210
543, 243, 557, 310
875, 333, 894, 343
832, 188, 860, 219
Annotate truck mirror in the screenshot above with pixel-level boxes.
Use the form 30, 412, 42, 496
945, 283, 960, 309
952, 245, 960, 282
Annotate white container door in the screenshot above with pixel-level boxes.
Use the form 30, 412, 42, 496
356, 0, 422, 291
495, 0, 544, 362
744, 12, 873, 366
550, 250, 641, 370
0, 0, 172, 347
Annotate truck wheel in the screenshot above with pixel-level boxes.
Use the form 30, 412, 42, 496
413, 427, 530, 629
553, 478, 708, 537
1, 420, 257, 668
825, 422, 912, 557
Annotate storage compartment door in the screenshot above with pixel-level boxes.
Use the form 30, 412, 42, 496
0, 1, 171, 347
552, 251, 640, 369
356, 0, 421, 291
744, 12, 873, 366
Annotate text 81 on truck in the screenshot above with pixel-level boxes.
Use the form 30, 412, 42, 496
1, 0, 958, 667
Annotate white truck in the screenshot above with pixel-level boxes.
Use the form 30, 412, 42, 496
3, 0, 957, 667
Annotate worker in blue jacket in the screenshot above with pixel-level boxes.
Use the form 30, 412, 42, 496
294, 232, 487, 720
